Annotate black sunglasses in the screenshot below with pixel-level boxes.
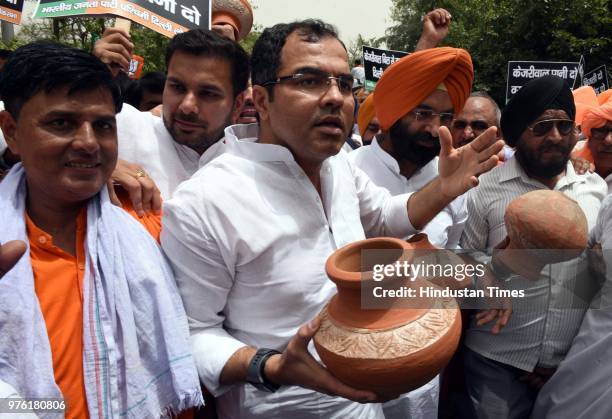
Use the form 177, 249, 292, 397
528, 119, 575, 137
451, 120, 490, 132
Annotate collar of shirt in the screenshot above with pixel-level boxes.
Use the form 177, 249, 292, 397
370, 138, 439, 186
224, 123, 298, 163
498, 155, 585, 190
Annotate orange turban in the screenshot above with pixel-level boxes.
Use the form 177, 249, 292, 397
582, 91, 612, 138
572, 86, 597, 126
598, 89, 612, 105
373, 47, 474, 131
357, 94, 376, 137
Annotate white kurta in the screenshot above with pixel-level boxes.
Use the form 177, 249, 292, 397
532, 194, 612, 419
116, 103, 226, 198
349, 138, 467, 249
161, 124, 419, 419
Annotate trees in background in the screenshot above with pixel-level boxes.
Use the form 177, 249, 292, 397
383, 0, 611, 105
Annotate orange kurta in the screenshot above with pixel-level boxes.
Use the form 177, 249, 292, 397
28, 197, 162, 419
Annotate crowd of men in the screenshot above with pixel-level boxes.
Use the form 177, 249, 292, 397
0, 7, 611, 419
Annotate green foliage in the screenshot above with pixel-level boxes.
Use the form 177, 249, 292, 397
384, 0, 612, 105
347, 34, 383, 65
239, 24, 262, 54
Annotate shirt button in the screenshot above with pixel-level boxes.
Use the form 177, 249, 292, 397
38, 236, 47, 244
78, 263, 85, 270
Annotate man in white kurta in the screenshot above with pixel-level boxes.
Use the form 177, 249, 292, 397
93, 28, 250, 199
161, 22, 501, 419
163, 123, 411, 418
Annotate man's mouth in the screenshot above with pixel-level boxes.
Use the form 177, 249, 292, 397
66, 162, 100, 169
314, 116, 345, 134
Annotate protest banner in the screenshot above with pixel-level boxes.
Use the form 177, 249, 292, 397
582, 65, 609, 95
362, 45, 408, 91
0, 0, 24, 24
33, 0, 210, 38
506, 60, 580, 103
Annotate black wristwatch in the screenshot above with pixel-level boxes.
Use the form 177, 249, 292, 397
246, 348, 281, 392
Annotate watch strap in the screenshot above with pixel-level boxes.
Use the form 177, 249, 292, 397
246, 348, 281, 392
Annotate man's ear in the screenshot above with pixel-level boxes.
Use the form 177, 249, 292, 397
0, 110, 19, 155
252, 85, 270, 122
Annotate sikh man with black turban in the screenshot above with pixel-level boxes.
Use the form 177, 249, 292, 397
459, 75, 607, 418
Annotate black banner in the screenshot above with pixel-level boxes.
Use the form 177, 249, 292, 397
362, 45, 408, 91
506, 61, 580, 103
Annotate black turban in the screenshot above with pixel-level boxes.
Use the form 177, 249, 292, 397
501, 75, 576, 147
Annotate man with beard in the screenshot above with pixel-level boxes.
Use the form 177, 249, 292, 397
350, 47, 470, 250
94, 28, 249, 200
459, 75, 607, 418
161, 20, 503, 419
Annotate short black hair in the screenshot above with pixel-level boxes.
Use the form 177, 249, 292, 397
165, 29, 249, 99
251, 19, 345, 98
0, 41, 122, 119
124, 71, 166, 109
0, 49, 11, 60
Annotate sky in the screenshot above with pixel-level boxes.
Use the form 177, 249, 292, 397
249, 0, 394, 45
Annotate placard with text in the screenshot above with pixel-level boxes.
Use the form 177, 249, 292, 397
34, 0, 210, 38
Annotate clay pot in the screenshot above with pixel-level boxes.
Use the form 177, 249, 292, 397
212, 0, 253, 41
498, 190, 588, 280
314, 237, 461, 396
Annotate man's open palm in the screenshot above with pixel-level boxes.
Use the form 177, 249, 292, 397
438, 126, 504, 199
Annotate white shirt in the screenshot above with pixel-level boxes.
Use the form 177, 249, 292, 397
161, 124, 418, 419
116, 103, 225, 198
349, 138, 467, 249
460, 157, 607, 371
532, 195, 612, 419
604, 173, 612, 194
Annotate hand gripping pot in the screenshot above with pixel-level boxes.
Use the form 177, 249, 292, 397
313, 237, 461, 396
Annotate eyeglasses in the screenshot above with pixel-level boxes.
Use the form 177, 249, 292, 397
411, 109, 454, 127
591, 126, 612, 140
451, 120, 490, 133
263, 70, 354, 96
528, 119, 575, 136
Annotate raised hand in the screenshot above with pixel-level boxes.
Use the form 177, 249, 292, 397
438, 126, 504, 200
416, 8, 452, 51
93, 28, 134, 77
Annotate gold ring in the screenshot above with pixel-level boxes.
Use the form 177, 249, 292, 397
134, 169, 147, 178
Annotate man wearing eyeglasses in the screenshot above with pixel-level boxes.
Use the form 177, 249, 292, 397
161, 19, 503, 419
350, 47, 477, 250
460, 75, 607, 418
